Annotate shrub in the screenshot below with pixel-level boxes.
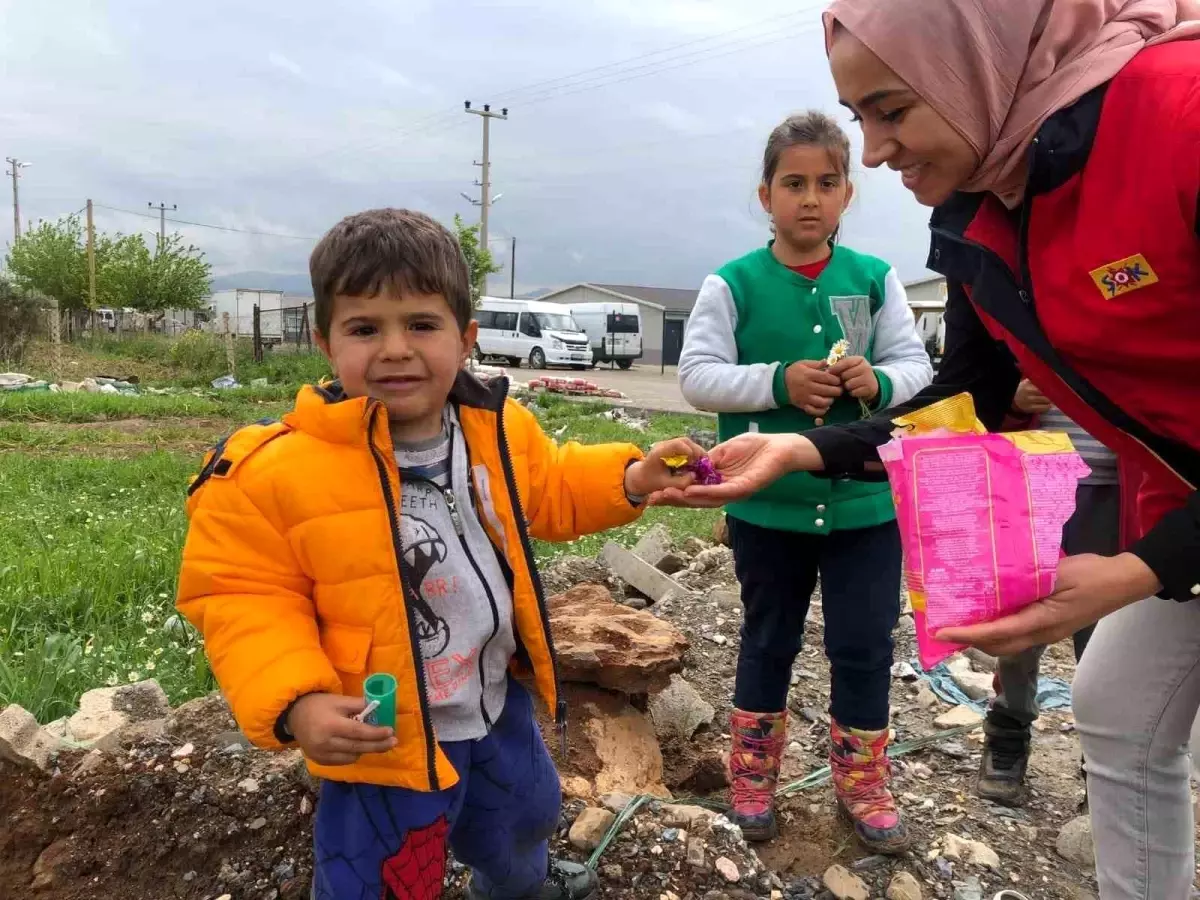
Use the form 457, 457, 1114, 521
0, 277, 45, 365
167, 330, 227, 377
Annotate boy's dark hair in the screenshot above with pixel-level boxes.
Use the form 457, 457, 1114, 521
762, 111, 852, 185
310, 208, 472, 335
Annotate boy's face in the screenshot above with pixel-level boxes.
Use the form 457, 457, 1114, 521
316, 288, 478, 440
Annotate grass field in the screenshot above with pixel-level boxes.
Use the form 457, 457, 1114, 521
0, 348, 718, 720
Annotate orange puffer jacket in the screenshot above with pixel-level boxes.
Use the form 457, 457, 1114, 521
177, 373, 643, 791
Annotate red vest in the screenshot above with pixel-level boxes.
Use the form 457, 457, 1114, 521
931, 43, 1200, 541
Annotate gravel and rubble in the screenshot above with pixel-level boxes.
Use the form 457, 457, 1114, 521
0, 528, 1141, 899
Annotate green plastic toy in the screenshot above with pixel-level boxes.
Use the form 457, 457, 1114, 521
362, 673, 397, 730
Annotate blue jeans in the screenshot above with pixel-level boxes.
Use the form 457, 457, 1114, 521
312, 678, 562, 900
727, 517, 902, 730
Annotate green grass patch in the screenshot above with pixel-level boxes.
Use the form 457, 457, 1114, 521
20, 336, 331, 391
0, 389, 294, 424
0, 390, 719, 720
0, 452, 212, 721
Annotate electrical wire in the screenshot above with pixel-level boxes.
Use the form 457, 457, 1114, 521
92, 203, 318, 240
376, 8, 824, 145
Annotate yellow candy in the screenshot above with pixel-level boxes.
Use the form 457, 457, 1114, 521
662, 455, 690, 470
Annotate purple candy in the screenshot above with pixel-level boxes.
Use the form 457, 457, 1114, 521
688, 457, 723, 486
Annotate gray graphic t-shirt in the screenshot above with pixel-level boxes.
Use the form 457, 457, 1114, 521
394, 411, 516, 742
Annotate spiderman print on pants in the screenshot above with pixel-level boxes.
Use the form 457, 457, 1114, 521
312, 678, 562, 900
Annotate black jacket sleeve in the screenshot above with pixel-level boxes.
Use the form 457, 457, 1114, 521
1131, 493, 1200, 602
806, 280, 1022, 478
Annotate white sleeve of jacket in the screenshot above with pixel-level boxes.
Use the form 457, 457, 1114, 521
678, 275, 781, 413
872, 268, 935, 408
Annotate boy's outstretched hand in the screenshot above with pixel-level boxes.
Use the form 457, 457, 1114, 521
624, 437, 709, 499
287, 693, 397, 766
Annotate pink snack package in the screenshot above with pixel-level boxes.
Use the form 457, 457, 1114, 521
880, 422, 1089, 667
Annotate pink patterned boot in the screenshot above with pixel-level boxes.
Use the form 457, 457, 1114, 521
830, 720, 911, 854
728, 709, 787, 842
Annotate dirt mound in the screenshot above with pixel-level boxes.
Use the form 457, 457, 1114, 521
0, 745, 314, 900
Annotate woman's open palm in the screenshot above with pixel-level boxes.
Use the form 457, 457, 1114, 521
649, 432, 807, 508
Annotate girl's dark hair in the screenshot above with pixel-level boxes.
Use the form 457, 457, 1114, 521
762, 111, 852, 185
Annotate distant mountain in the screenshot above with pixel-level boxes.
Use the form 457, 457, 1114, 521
209, 272, 313, 295
521, 287, 554, 299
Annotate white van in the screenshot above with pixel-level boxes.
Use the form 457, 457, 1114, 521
473, 298, 593, 370
565, 302, 643, 369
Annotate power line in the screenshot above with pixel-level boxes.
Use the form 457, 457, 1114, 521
93, 203, 318, 240
487, 8, 819, 104
325, 3, 827, 159
377, 10, 819, 145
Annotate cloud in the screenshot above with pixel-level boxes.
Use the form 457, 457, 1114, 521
637, 101, 707, 136
267, 52, 304, 78
0, 0, 937, 291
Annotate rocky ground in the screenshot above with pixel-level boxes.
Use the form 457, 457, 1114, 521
0, 525, 1133, 900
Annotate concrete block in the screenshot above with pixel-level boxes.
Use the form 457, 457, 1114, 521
601, 542, 686, 604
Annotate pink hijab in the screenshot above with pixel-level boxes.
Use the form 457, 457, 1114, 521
824, 0, 1200, 206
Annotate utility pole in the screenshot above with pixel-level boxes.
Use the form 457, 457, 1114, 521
462, 102, 507, 276
147, 201, 177, 248
86, 199, 96, 308
510, 237, 516, 299
5, 157, 31, 240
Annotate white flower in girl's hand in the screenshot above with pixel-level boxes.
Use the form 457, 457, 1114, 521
825, 339, 850, 368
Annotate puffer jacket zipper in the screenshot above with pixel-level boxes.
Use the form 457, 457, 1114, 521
367, 402, 439, 791
414, 426, 502, 731
493, 395, 568, 755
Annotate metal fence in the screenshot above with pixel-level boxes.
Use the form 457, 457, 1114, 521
250, 303, 316, 362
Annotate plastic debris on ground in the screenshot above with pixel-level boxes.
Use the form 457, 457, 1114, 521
920, 659, 1072, 713
211, 375, 240, 390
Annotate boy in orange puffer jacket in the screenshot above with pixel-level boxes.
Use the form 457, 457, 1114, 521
177, 208, 703, 900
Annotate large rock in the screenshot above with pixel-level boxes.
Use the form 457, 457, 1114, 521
69, 680, 169, 744
887, 871, 923, 900
946, 657, 994, 702
934, 705, 984, 729
0, 705, 59, 771
823, 864, 869, 900
568, 807, 616, 851
632, 524, 675, 569
942, 834, 1000, 871
165, 691, 238, 743
549, 584, 688, 695
565, 684, 671, 798
1056, 815, 1095, 868
648, 675, 715, 742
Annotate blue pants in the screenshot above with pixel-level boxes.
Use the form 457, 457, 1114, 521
312, 678, 562, 900
728, 516, 902, 730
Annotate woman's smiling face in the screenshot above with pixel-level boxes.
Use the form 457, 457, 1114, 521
829, 27, 981, 207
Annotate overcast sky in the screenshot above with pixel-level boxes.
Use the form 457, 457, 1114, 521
1, 0, 936, 297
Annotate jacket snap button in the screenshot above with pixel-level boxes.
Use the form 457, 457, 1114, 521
813, 325, 822, 334
817, 504, 826, 512
815, 518, 825, 528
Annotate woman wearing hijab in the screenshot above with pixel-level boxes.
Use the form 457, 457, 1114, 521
659, 2, 1200, 896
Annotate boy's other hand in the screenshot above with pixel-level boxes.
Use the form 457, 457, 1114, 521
828, 356, 879, 403
784, 361, 843, 417
624, 437, 708, 498
1012, 378, 1052, 415
287, 693, 396, 766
